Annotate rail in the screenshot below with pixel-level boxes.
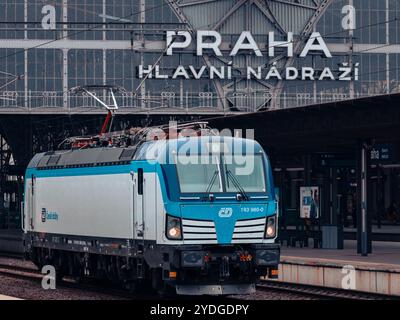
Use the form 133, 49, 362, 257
258, 280, 397, 300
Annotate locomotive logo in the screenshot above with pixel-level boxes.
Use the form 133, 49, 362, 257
41, 208, 47, 222
41, 208, 59, 223
218, 207, 233, 218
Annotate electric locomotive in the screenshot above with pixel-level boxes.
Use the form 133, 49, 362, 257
23, 123, 280, 295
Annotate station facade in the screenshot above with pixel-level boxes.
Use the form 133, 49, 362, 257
0, 0, 398, 247
0, 0, 399, 111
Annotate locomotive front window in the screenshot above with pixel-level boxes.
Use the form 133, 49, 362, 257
176, 155, 222, 193
222, 155, 266, 193
175, 154, 267, 194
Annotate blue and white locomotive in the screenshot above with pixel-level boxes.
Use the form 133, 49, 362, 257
23, 125, 280, 295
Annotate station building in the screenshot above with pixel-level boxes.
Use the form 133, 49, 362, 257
0, 0, 398, 254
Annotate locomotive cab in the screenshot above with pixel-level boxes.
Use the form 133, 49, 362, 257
137, 136, 280, 295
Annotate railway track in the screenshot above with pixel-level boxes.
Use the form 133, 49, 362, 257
1, 258, 397, 300
258, 280, 399, 300
0, 261, 138, 299
0, 262, 40, 280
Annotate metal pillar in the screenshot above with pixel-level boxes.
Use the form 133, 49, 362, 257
357, 141, 372, 255
303, 155, 312, 248
304, 155, 312, 186
62, 1, 68, 109
330, 168, 338, 226
140, 0, 146, 109
376, 165, 384, 229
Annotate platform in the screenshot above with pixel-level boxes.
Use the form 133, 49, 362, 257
277, 240, 400, 296
0, 229, 23, 254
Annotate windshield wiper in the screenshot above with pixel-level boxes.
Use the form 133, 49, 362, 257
205, 170, 219, 194
225, 169, 249, 201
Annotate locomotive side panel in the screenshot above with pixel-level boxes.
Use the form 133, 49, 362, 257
30, 173, 134, 239
142, 172, 158, 241
156, 176, 171, 245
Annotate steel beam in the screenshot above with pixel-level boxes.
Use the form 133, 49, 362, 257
269, 0, 318, 10
271, 0, 334, 109
166, 0, 229, 111
253, 0, 286, 35
212, 0, 247, 31
0, 39, 166, 51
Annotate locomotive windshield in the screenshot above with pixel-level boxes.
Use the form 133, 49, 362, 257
222, 155, 266, 193
175, 154, 267, 193
176, 155, 222, 193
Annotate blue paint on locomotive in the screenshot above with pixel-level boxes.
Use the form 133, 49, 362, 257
25, 136, 276, 244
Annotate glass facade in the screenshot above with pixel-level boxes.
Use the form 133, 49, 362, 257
0, 0, 399, 112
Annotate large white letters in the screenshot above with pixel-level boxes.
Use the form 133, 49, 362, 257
230, 31, 262, 57
166, 31, 332, 58
166, 31, 191, 55
300, 32, 332, 58
197, 30, 222, 56
269, 32, 293, 57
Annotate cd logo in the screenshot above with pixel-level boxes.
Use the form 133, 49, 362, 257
218, 207, 233, 218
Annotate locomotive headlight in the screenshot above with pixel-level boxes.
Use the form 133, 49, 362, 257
265, 216, 276, 239
166, 215, 182, 240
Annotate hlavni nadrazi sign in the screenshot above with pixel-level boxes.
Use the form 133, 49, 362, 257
37, 3, 359, 83
138, 30, 358, 82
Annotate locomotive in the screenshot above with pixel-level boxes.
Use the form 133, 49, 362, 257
22, 123, 280, 295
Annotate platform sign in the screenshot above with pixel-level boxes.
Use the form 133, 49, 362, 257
370, 144, 392, 164
300, 186, 320, 219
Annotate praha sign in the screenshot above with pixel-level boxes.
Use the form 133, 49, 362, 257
138, 31, 359, 81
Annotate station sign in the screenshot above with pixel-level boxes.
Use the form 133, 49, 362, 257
370, 144, 393, 164
138, 30, 359, 82
36, 3, 360, 83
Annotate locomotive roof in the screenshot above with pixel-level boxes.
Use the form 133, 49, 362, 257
27, 146, 138, 169
27, 136, 264, 169
136, 136, 263, 159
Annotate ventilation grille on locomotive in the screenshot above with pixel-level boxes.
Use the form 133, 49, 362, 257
182, 218, 217, 244
231, 217, 266, 243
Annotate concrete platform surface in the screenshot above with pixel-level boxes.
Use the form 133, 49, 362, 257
282, 240, 400, 269
278, 240, 400, 296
